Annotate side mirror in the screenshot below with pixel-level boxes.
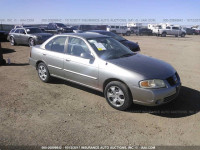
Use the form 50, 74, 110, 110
80, 52, 94, 60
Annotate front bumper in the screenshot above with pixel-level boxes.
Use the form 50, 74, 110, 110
35, 36, 51, 45
129, 78, 181, 106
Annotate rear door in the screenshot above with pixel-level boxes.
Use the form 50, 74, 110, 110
19, 29, 29, 44
63, 36, 98, 88
13, 29, 21, 43
172, 27, 179, 35
42, 36, 67, 77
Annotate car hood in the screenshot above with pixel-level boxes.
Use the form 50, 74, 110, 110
30, 33, 52, 37
107, 54, 176, 79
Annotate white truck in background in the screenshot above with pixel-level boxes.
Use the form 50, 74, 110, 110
157, 26, 186, 37
106, 25, 131, 36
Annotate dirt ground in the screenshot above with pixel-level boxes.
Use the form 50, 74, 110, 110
0, 35, 200, 147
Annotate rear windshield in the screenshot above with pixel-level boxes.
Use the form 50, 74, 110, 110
26, 28, 42, 33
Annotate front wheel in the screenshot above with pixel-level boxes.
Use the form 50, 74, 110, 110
37, 62, 51, 83
181, 33, 185, 37
29, 38, 35, 47
104, 81, 133, 110
10, 37, 16, 46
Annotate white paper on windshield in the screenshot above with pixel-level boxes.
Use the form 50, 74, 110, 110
26, 29, 30, 32
93, 43, 106, 51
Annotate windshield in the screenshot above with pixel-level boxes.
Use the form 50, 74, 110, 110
87, 37, 134, 60
26, 28, 42, 33
100, 32, 126, 41
56, 23, 66, 28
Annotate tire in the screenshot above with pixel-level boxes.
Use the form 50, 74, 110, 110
161, 32, 166, 37
181, 33, 185, 37
10, 37, 16, 46
175, 35, 178, 37
126, 32, 131, 36
104, 81, 133, 110
29, 38, 35, 47
37, 62, 51, 83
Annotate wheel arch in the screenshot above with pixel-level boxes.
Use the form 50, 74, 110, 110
103, 78, 133, 99
36, 60, 45, 70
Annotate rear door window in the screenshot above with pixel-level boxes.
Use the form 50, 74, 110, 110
45, 36, 67, 53
15, 29, 20, 33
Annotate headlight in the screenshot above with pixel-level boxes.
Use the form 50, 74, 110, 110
139, 79, 166, 88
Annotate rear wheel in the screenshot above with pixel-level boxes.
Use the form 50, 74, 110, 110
37, 62, 51, 83
104, 81, 133, 110
126, 31, 131, 36
161, 32, 167, 37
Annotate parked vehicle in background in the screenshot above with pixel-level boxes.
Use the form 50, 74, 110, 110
8, 27, 52, 46
29, 33, 181, 110
0, 31, 8, 41
0, 42, 6, 65
128, 27, 140, 34
151, 25, 162, 35
157, 26, 186, 37
183, 28, 194, 35
107, 25, 131, 36
135, 28, 153, 36
77, 25, 107, 31
14, 25, 32, 29
44, 23, 73, 34
85, 30, 140, 52
192, 28, 200, 35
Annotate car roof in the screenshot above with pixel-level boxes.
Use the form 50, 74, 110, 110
86, 30, 110, 33
62, 33, 109, 39
24, 27, 39, 29
14, 27, 39, 30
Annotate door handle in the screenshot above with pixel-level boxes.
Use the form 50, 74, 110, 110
42, 53, 46, 56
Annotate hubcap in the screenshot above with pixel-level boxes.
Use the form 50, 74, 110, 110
11, 38, 14, 44
107, 86, 125, 107
29, 39, 34, 46
38, 65, 47, 80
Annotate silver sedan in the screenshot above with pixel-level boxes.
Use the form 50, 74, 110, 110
29, 33, 181, 110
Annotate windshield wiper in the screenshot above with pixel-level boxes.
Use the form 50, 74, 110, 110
119, 39, 127, 42
119, 53, 134, 58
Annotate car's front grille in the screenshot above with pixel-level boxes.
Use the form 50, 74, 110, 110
166, 72, 180, 86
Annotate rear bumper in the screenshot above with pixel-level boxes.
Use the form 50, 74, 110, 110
29, 57, 37, 68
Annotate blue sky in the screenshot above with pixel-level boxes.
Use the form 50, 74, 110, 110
0, 0, 200, 25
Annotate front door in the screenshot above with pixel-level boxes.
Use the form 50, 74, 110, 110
63, 36, 98, 89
